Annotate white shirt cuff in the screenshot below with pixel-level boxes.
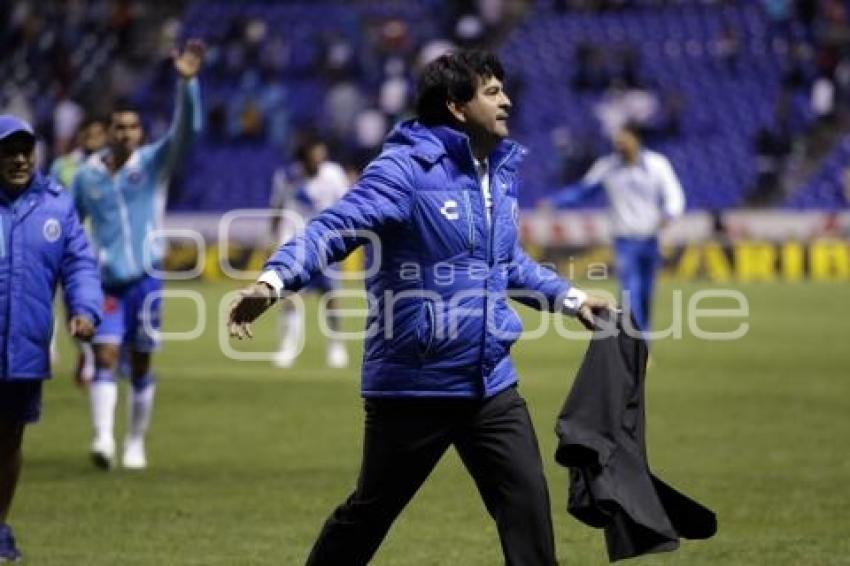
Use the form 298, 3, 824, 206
562, 287, 588, 316
257, 271, 284, 296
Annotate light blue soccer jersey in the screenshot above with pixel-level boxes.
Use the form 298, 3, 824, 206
72, 79, 202, 286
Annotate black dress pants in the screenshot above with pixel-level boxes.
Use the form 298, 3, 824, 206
306, 386, 557, 566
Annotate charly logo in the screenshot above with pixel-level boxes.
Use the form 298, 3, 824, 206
43, 218, 61, 242
440, 200, 459, 221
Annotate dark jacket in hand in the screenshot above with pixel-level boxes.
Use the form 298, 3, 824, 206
555, 313, 717, 561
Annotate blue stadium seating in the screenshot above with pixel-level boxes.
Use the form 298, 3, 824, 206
162, 1, 846, 211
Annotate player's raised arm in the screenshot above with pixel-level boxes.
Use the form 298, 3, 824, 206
148, 39, 205, 175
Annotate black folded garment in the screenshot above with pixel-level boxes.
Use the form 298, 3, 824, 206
555, 312, 716, 562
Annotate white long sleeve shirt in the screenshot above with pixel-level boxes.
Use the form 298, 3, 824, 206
584, 150, 685, 238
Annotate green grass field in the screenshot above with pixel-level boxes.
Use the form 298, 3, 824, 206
12, 280, 850, 565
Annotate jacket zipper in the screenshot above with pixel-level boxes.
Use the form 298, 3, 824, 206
465, 142, 520, 385
462, 190, 474, 252
488, 145, 519, 267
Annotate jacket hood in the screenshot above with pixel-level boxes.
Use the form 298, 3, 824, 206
384, 119, 527, 171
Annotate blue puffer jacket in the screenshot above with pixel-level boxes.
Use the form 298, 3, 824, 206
0, 173, 102, 381
263, 120, 576, 398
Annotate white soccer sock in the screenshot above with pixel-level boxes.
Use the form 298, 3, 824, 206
127, 376, 156, 441
80, 342, 96, 382
278, 307, 303, 353
90, 372, 117, 442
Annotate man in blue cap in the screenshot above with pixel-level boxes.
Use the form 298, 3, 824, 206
0, 115, 103, 562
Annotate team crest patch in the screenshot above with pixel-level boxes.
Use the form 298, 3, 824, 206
127, 170, 143, 184
43, 218, 61, 242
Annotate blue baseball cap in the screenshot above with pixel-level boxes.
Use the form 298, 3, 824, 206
0, 115, 36, 143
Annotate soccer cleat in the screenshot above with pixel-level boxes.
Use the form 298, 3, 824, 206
272, 345, 297, 368
90, 435, 116, 470
327, 343, 349, 369
0, 524, 22, 563
122, 437, 147, 470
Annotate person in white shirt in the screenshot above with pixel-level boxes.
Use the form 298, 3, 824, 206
544, 124, 685, 331
269, 139, 350, 368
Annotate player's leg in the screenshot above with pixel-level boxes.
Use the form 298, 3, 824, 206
454, 387, 557, 566
273, 299, 303, 368
73, 341, 96, 387
0, 420, 24, 563
319, 271, 348, 369
635, 238, 661, 334
306, 398, 455, 565
122, 276, 162, 470
90, 343, 120, 468
49, 321, 59, 365
614, 237, 645, 331
123, 350, 154, 470
0, 420, 23, 524
89, 292, 124, 469
0, 380, 43, 562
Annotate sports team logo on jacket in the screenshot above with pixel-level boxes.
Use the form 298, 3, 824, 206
43, 218, 61, 242
440, 199, 459, 221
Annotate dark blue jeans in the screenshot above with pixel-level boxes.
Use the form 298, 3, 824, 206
614, 236, 660, 332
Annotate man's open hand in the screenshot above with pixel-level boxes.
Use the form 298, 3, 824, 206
173, 38, 206, 79
576, 295, 617, 331
68, 315, 95, 341
228, 283, 277, 340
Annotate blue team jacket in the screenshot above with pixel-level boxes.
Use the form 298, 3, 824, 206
264, 120, 575, 398
0, 173, 102, 380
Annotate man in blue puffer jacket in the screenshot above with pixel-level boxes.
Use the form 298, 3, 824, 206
0, 115, 102, 563
229, 51, 611, 565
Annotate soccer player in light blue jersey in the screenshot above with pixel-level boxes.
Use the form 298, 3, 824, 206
71, 40, 205, 470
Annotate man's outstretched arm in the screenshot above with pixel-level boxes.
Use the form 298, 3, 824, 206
507, 243, 613, 330
541, 156, 611, 209
228, 155, 412, 338
545, 181, 603, 209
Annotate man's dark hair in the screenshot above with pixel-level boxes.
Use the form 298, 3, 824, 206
80, 116, 107, 130
110, 100, 141, 121
294, 137, 325, 164
415, 50, 505, 126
